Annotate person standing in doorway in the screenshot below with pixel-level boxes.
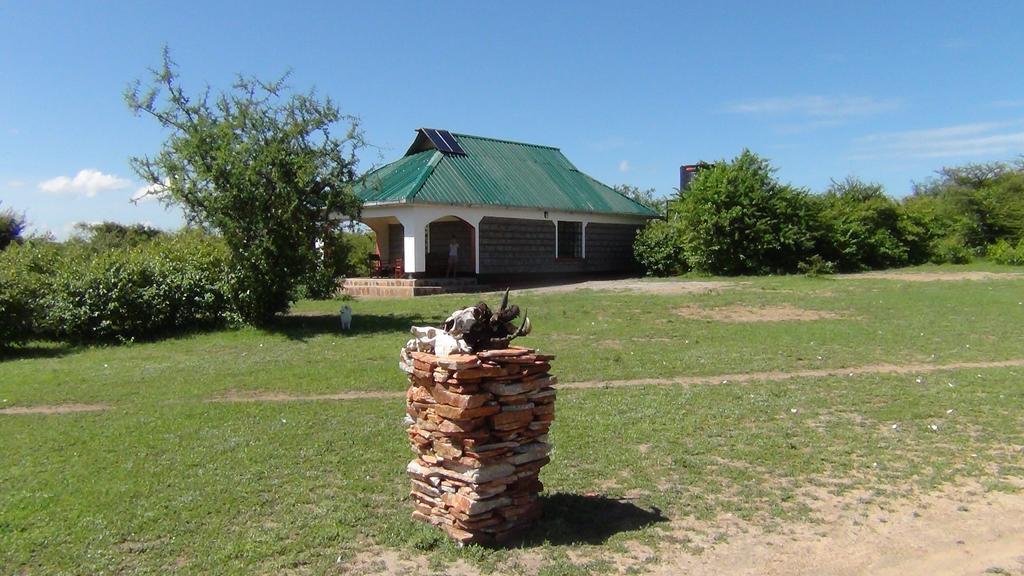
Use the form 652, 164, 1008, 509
446, 235, 459, 279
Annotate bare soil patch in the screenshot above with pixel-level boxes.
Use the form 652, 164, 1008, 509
840, 271, 1024, 282
0, 403, 110, 415
650, 484, 1024, 576
522, 279, 739, 295
339, 485, 1024, 576
675, 303, 841, 322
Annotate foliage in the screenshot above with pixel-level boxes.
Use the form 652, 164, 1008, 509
125, 49, 365, 325
910, 160, 1024, 250
813, 177, 920, 271
797, 254, 836, 277
675, 149, 817, 275
0, 246, 44, 347
71, 221, 164, 250
986, 239, 1024, 265
43, 231, 231, 341
0, 231, 231, 343
633, 219, 687, 276
0, 202, 27, 251
295, 228, 376, 299
613, 184, 666, 215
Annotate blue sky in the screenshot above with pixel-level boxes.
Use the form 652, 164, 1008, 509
2, 1, 1023, 237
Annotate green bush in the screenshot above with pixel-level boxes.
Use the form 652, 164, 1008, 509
0, 245, 46, 347
634, 219, 687, 276
928, 236, 973, 264
677, 150, 817, 275
814, 178, 919, 271
986, 239, 1024, 265
39, 231, 231, 341
797, 254, 836, 277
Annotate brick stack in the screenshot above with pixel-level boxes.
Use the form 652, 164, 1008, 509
404, 346, 557, 544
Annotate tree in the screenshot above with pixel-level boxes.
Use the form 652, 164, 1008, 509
814, 177, 914, 271
613, 184, 667, 215
125, 49, 364, 324
676, 149, 816, 275
0, 202, 27, 251
72, 221, 164, 250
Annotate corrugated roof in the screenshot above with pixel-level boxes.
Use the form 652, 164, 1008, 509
354, 130, 658, 217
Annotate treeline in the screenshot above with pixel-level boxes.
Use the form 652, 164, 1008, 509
0, 222, 374, 347
634, 150, 1024, 276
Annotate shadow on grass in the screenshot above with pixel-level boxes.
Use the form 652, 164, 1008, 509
517, 493, 669, 547
264, 312, 437, 341
0, 342, 79, 362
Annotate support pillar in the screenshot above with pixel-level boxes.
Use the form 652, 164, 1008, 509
397, 215, 427, 275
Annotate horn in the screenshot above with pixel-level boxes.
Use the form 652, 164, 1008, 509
514, 311, 532, 337
499, 287, 510, 313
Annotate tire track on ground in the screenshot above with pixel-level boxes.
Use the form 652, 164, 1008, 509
207, 358, 1024, 403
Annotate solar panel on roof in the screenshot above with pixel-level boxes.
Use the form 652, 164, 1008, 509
422, 128, 466, 155
436, 130, 467, 155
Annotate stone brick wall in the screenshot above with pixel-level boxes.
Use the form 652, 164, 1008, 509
480, 217, 560, 274
584, 223, 642, 272
479, 217, 642, 275
388, 223, 404, 265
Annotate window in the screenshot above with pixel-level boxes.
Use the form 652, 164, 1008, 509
557, 221, 582, 259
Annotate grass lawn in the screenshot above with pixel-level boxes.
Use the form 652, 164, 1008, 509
2, 265, 1023, 574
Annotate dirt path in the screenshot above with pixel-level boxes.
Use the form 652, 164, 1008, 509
209, 390, 404, 402
559, 358, 1024, 390
198, 358, 1024, 405
0, 403, 110, 415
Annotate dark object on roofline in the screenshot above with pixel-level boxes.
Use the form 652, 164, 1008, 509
680, 162, 714, 191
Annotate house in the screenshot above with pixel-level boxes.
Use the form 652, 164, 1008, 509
353, 129, 658, 280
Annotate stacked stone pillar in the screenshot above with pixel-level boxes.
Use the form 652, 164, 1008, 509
404, 346, 556, 544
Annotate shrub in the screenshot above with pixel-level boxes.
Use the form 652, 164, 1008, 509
0, 246, 44, 347
797, 254, 836, 277
42, 231, 231, 341
634, 219, 687, 276
986, 239, 1024, 265
928, 236, 973, 264
677, 150, 817, 275
814, 178, 915, 271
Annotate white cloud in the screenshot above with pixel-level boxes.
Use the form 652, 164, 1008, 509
6, 179, 25, 188
724, 95, 900, 120
852, 120, 1024, 160
131, 180, 169, 203
618, 160, 631, 173
38, 169, 132, 198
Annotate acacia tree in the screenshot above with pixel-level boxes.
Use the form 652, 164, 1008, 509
125, 49, 364, 324
0, 202, 27, 251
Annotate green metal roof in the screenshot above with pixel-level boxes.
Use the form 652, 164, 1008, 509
355, 130, 659, 218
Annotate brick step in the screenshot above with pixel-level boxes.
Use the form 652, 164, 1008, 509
339, 278, 484, 298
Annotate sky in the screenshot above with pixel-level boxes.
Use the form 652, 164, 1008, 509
2, 1, 1023, 238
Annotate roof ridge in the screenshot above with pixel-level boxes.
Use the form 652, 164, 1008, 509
405, 150, 442, 202
451, 132, 561, 151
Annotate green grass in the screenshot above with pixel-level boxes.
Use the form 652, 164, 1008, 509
2, 268, 1023, 574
